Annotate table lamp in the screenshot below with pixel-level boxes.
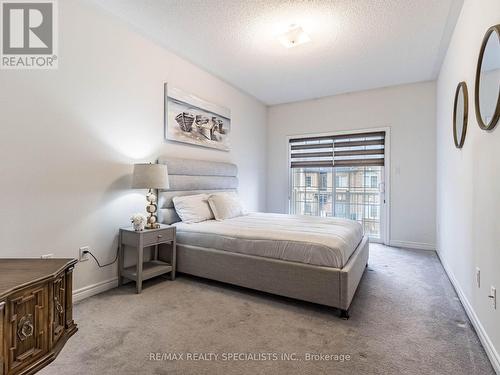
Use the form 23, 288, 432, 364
132, 163, 169, 229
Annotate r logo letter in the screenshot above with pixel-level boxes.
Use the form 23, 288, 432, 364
28, 9, 48, 48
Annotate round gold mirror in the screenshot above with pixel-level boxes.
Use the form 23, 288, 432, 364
475, 25, 500, 130
453, 82, 468, 149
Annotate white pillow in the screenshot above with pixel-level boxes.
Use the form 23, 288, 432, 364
173, 194, 214, 223
207, 192, 246, 221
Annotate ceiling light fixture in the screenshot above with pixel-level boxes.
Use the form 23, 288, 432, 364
277, 24, 311, 48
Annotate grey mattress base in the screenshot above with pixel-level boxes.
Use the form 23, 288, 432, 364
176, 235, 369, 311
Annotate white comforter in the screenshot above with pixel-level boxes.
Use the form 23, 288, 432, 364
174, 212, 364, 268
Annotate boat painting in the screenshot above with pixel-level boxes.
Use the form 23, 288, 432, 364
165, 84, 231, 151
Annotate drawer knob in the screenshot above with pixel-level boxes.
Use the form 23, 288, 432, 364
55, 297, 64, 314
18, 315, 34, 341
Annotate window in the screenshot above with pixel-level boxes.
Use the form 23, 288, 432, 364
318, 193, 331, 217
305, 176, 312, 187
289, 131, 385, 238
335, 202, 347, 216
367, 205, 378, 219
319, 193, 328, 205
335, 175, 348, 188
320, 172, 328, 189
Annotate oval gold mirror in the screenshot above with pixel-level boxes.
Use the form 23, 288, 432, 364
475, 25, 500, 130
453, 82, 468, 148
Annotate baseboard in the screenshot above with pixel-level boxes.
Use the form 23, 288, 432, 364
388, 240, 435, 251
73, 277, 118, 303
437, 251, 500, 374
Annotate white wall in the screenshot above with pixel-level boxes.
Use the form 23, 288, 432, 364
436, 0, 500, 370
267, 82, 437, 249
0, 0, 267, 295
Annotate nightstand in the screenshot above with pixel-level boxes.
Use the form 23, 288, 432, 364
118, 224, 176, 293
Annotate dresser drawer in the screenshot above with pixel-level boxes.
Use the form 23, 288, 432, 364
7, 283, 49, 374
0, 259, 77, 375
142, 228, 174, 246
51, 273, 66, 346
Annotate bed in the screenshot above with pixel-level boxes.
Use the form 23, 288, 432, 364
157, 157, 369, 318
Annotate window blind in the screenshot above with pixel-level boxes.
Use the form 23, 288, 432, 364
289, 131, 385, 168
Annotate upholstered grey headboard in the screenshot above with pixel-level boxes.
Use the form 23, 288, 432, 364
157, 157, 238, 224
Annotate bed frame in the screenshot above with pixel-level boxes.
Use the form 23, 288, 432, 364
157, 157, 369, 318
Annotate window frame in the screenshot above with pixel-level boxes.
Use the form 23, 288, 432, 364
287, 127, 391, 244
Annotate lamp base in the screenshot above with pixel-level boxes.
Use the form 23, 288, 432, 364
145, 223, 160, 230
145, 189, 160, 229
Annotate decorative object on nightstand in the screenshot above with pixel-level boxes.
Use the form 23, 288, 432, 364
132, 163, 170, 229
130, 213, 147, 231
118, 225, 176, 293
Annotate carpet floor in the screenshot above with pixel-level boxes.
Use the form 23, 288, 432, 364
40, 244, 494, 375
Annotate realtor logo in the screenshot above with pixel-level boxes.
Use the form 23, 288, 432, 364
1, 0, 58, 69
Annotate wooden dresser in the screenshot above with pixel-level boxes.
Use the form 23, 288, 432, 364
0, 259, 77, 375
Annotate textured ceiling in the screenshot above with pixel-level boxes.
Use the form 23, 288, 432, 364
93, 0, 464, 105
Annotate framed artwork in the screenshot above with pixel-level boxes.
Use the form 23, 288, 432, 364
164, 84, 231, 151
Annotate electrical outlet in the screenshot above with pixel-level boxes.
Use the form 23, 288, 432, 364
490, 287, 496, 309
476, 267, 481, 288
79, 246, 90, 262
40, 253, 54, 259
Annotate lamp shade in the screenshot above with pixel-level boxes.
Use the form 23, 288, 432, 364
132, 163, 169, 189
